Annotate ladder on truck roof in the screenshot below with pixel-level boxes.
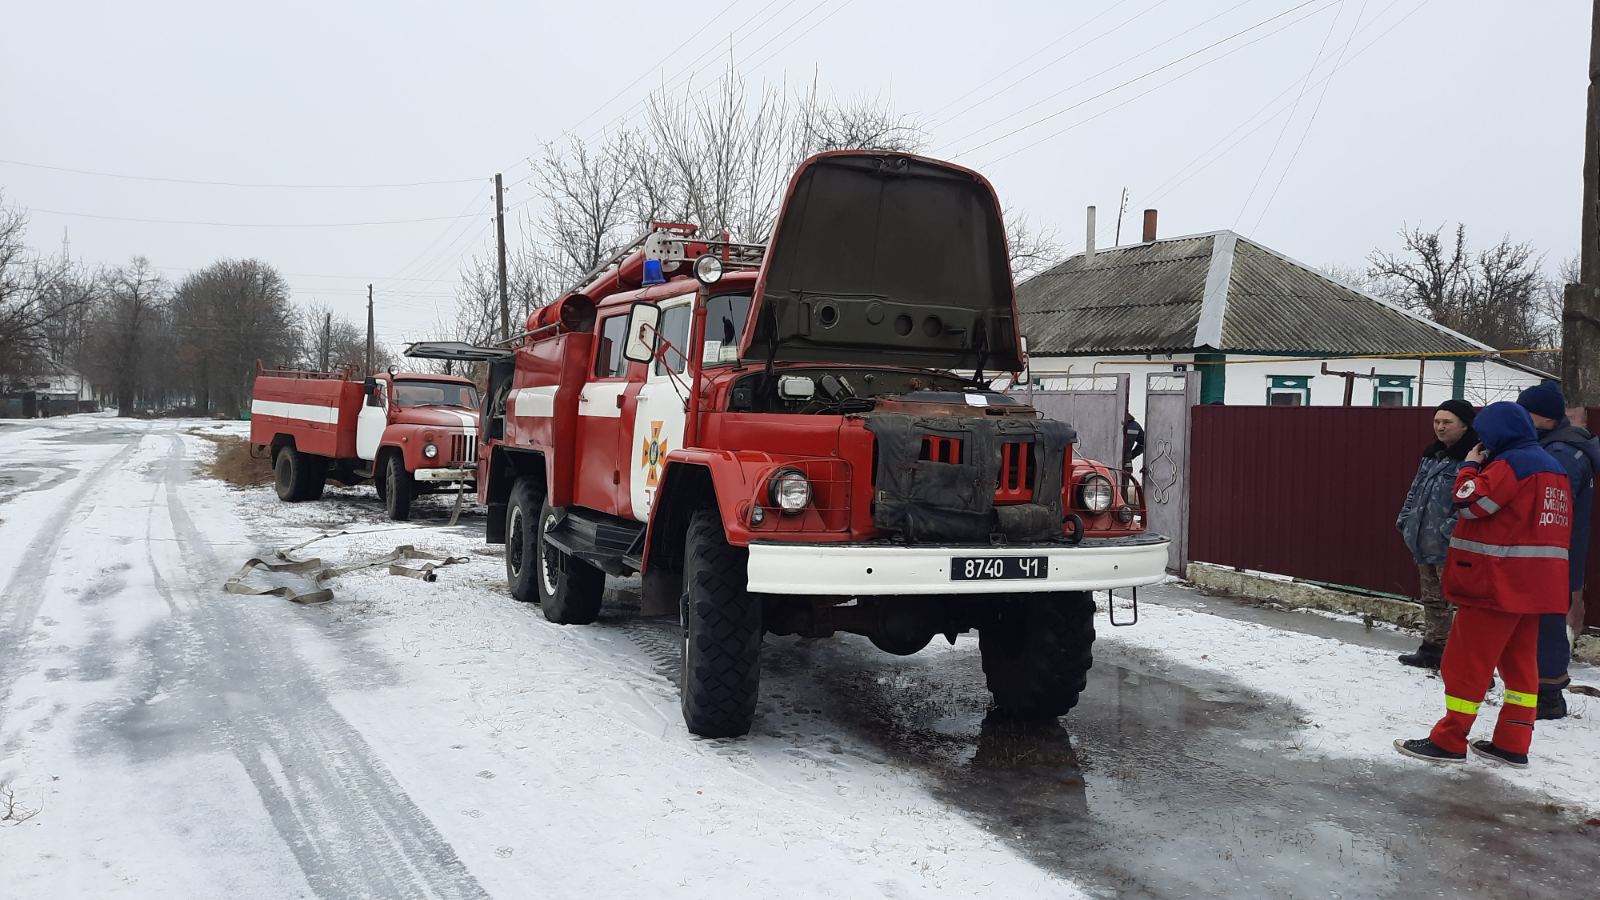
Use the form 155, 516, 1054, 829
562, 222, 768, 300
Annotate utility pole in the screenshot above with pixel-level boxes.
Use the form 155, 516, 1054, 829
366, 284, 375, 376
320, 312, 331, 371
1566, 0, 1600, 407
495, 172, 510, 341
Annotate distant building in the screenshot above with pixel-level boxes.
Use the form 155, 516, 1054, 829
1014, 229, 1549, 422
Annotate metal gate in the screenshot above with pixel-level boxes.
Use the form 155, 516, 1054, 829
1021, 374, 1129, 468
1143, 372, 1197, 573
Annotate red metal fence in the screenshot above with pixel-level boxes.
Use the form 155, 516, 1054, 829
1188, 406, 1600, 628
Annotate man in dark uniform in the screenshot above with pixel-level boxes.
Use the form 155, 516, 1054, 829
1123, 413, 1145, 471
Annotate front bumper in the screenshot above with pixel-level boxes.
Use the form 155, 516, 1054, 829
744, 534, 1170, 596
414, 467, 475, 483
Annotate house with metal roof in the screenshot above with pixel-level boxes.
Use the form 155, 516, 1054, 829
1013, 228, 1550, 423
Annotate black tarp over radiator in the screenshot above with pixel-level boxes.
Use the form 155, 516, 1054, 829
864, 414, 1076, 542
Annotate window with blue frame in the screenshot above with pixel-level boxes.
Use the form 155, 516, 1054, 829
1267, 375, 1310, 406
1373, 375, 1414, 407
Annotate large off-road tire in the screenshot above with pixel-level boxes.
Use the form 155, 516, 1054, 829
505, 478, 543, 603
979, 591, 1096, 719
273, 446, 324, 502
679, 508, 760, 738
534, 498, 604, 625
373, 468, 387, 503
382, 452, 414, 521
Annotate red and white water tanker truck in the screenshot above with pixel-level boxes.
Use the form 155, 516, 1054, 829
249, 365, 480, 520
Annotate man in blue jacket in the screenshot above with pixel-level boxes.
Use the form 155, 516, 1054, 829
1517, 381, 1600, 720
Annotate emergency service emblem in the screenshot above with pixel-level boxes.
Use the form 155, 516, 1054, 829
640, 420, 668, 487
1455, 481, 1476, 499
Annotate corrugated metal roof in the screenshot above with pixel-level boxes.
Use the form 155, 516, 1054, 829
1220, 240, 1482, 355
1015, 229, 1492, 357
1015, 235, 1212, 354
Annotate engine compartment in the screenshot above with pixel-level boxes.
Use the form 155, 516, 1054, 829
726, 367, 1037, 417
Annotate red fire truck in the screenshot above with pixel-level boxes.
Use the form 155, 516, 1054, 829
411, 151, 1168, 738
249, 366, 480, 520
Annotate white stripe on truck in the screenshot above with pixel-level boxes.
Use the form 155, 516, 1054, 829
252, 399, 340, 425
510, 386, 556, 418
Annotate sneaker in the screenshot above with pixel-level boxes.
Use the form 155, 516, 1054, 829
1470, 740, 1529, 769
1537, 686, 1568, 721
1393, 737, 1466, 764
1398, 641, 1445, 669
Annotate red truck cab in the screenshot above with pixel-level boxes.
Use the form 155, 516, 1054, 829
249, 368, 480, 520
414, 151, 1169, 738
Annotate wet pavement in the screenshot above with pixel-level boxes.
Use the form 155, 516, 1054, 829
608, 590, 1599, 900
751, 630, 1599, 899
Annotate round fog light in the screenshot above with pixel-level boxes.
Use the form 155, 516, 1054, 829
693, 253, 724, 285
750, 505, 766, 526
1116, 504, 1136, 524
423, 443, 439, 459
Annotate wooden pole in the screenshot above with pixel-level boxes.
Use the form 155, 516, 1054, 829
495, 173, 510, 342
366, 284, 374, 376
1565, 0, 1600, 405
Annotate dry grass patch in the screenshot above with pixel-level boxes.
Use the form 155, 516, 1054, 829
194, 432, 273, 487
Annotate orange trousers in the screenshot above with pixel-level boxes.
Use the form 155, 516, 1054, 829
1429, 606, 1541, 755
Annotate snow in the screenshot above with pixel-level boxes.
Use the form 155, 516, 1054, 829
3, 414, 1598, 899
1094, 590, 1600, 816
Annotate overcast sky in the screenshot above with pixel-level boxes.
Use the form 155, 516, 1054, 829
1, 0, 1586, 349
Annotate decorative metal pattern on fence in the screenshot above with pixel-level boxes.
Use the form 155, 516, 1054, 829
1187, 405, 1600, 628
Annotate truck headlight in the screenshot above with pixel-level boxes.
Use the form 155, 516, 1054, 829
1078, 474, 1113, 512
423, 442, 439, 459
769, 468, 811, 514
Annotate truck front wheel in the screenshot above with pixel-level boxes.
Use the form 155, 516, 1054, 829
979, 591, 1096, 719
382, 452, 413, 521
679, 508, 760, 738
535, 499, 603, 625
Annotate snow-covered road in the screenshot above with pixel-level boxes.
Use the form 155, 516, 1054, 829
2, 415, 1598, 899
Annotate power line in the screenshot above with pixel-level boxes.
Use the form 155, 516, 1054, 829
951, 0, 1331, 159
932, 0, 1179, 135
26, 207, 486, 228
1249, 0, 1376, 231
1233, 0, 1346, 227
975, 0, 1338, 167
0, 157, 479, 189
922, 0, 1130, 124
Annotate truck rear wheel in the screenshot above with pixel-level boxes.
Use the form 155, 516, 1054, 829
679, 508, 760, 738
534, 499, 604, 625
979, 591, 1095, 719
383, 452, 413, 521
505, 478, 542, 603
273, 446, 325, 502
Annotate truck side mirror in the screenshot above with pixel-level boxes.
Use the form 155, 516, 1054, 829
363, 377, 381, 407
622, 302, 660, 364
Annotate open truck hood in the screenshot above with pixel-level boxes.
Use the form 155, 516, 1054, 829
741, 152, 1023, 373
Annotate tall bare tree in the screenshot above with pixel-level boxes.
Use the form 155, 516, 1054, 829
0, 197, 100, 382
86, 257, 167, 415
1367, 224, 1557, 355
169, 259, 300, 415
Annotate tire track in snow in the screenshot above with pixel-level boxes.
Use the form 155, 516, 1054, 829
0, 426, 144, 729
155, 432, 488, 900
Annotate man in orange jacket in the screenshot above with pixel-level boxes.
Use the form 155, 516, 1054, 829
1394, 401, 1572, 768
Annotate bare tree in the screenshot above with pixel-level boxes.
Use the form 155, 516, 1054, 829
1004, 209, 1063, 281
168, 259, 300, 415
0, 197, 99, 382
1367, 224, 1556, 354
86, 257, 167, 416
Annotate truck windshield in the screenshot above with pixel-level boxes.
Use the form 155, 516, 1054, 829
703, 293, 752, 367
393, 381, 479, 409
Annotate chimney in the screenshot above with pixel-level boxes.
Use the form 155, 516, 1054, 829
1142, 208, 1158, 242
1085, 205, 1097, 261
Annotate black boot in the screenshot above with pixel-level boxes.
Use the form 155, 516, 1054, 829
1399, 640, 1444, 669
1393, 737, 1466, 763
1537, 684, 1568, 721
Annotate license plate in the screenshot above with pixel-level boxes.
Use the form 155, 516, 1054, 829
951, 556, 1048, 581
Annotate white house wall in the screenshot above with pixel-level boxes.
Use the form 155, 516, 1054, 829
1027, 353, 1545, 425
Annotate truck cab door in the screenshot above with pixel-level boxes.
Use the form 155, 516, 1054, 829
356, 377, 388, 461
628, 298, 692, 522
